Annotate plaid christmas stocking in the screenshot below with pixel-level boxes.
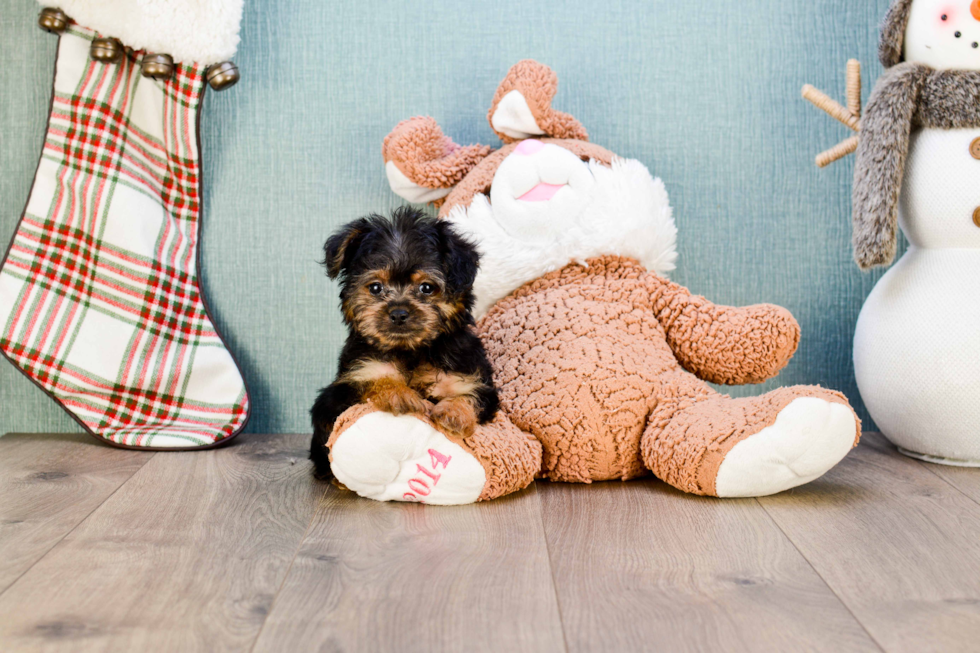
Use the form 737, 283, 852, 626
0, 4, 249, 449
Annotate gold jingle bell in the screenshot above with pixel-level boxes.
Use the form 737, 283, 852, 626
207, 62, 240, 91
90, 38, 124, 63
38, 7, 69, 33
142, 53, 175, 81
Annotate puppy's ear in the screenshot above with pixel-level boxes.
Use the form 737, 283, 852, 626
435, 220, 480, 293
323, 218, 371, 279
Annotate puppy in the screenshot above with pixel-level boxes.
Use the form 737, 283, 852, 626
309, 207, 500, 480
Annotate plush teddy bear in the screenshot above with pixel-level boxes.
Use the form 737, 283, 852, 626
323, 61, 861, 505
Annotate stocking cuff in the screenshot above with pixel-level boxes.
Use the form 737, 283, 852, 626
38, 0, 244, 64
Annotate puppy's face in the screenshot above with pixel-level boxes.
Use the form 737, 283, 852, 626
323, 208, 479, 351
345, 265, 451, 350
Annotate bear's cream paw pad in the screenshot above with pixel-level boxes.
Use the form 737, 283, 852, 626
714, 398, 857, 498
330, 412, 486, 505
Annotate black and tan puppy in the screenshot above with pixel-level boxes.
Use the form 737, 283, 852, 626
309, 207, 500, 480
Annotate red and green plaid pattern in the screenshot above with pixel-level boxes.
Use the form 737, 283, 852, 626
0, 26, 249, 448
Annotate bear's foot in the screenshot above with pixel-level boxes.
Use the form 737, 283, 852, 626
714, 397, 857, 498
325, 404, 543, 505
643, 387, 860, 498
330, 411, 487, 505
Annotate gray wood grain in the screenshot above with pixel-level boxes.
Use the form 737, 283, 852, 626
0, 433, 151, 595
759, 433, 980, 653
0, 433, 324, 653
538, 479, 878, 653
252, 484, 567, 653
4, 430, 979, 653
921, 462, 980, 508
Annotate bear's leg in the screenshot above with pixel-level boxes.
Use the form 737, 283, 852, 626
324, 404, 542, 505
641, 386, 860, 497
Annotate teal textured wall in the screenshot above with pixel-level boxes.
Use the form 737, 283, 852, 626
1, 0, 897, 436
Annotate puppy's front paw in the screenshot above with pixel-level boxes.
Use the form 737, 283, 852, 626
431, 398, 477, 438
370, 385, 428, 416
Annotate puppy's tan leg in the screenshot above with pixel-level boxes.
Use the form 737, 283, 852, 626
431, 396, 479, 438
365, 378, 428, 416
344, 360, 428, 417
424, 371, 485, 437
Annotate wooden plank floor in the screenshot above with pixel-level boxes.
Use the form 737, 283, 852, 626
1, 432, 979, 652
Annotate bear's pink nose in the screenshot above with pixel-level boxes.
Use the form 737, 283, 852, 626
514, 139, 545, 156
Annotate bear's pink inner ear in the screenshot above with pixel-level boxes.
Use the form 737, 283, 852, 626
382, 116, 492, 204
487, 60, 588, 144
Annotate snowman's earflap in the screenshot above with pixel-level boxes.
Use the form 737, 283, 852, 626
487, 60, 589, 144
382, 117, 493, 206
879, 0, 915, 68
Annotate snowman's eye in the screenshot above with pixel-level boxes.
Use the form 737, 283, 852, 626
942, 14, 948, 21
974, 42, 979, 49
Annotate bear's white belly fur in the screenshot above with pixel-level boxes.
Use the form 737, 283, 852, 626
855, 127, 980, 463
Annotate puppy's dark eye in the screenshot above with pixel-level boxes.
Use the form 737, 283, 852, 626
368, 283, 384, 296
419, 283, 436, 296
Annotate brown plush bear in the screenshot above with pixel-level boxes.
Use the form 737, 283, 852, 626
324, 61, 860, 505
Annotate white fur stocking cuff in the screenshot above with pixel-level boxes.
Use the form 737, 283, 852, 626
38, 0, 244, 64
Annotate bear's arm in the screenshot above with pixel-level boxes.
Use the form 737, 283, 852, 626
643, 273, 801, 385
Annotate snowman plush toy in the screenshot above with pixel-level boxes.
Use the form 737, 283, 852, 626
844, 0, 980, 465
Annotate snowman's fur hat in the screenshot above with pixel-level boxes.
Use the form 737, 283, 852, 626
880, 0, 915, 68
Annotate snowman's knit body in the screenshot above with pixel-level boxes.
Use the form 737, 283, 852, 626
855, 124, 980, 462
849, 0, 980, 463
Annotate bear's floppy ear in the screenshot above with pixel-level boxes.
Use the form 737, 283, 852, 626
488, 60, 588, 144
434, 219, 480, 293
323, 217, 372, 279
383, 117, 493, 205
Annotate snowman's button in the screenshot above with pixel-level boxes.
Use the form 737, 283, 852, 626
974, 207, 980, 228
971, 137, 980, 160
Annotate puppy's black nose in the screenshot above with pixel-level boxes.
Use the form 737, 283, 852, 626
389, 308, 410, 325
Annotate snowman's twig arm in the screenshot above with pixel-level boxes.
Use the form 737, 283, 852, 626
803, 60, 863, 167
817, 135, 859, 169
847, 59, 862, 117
852, 63, 928, 269
802, 85, 860, 131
